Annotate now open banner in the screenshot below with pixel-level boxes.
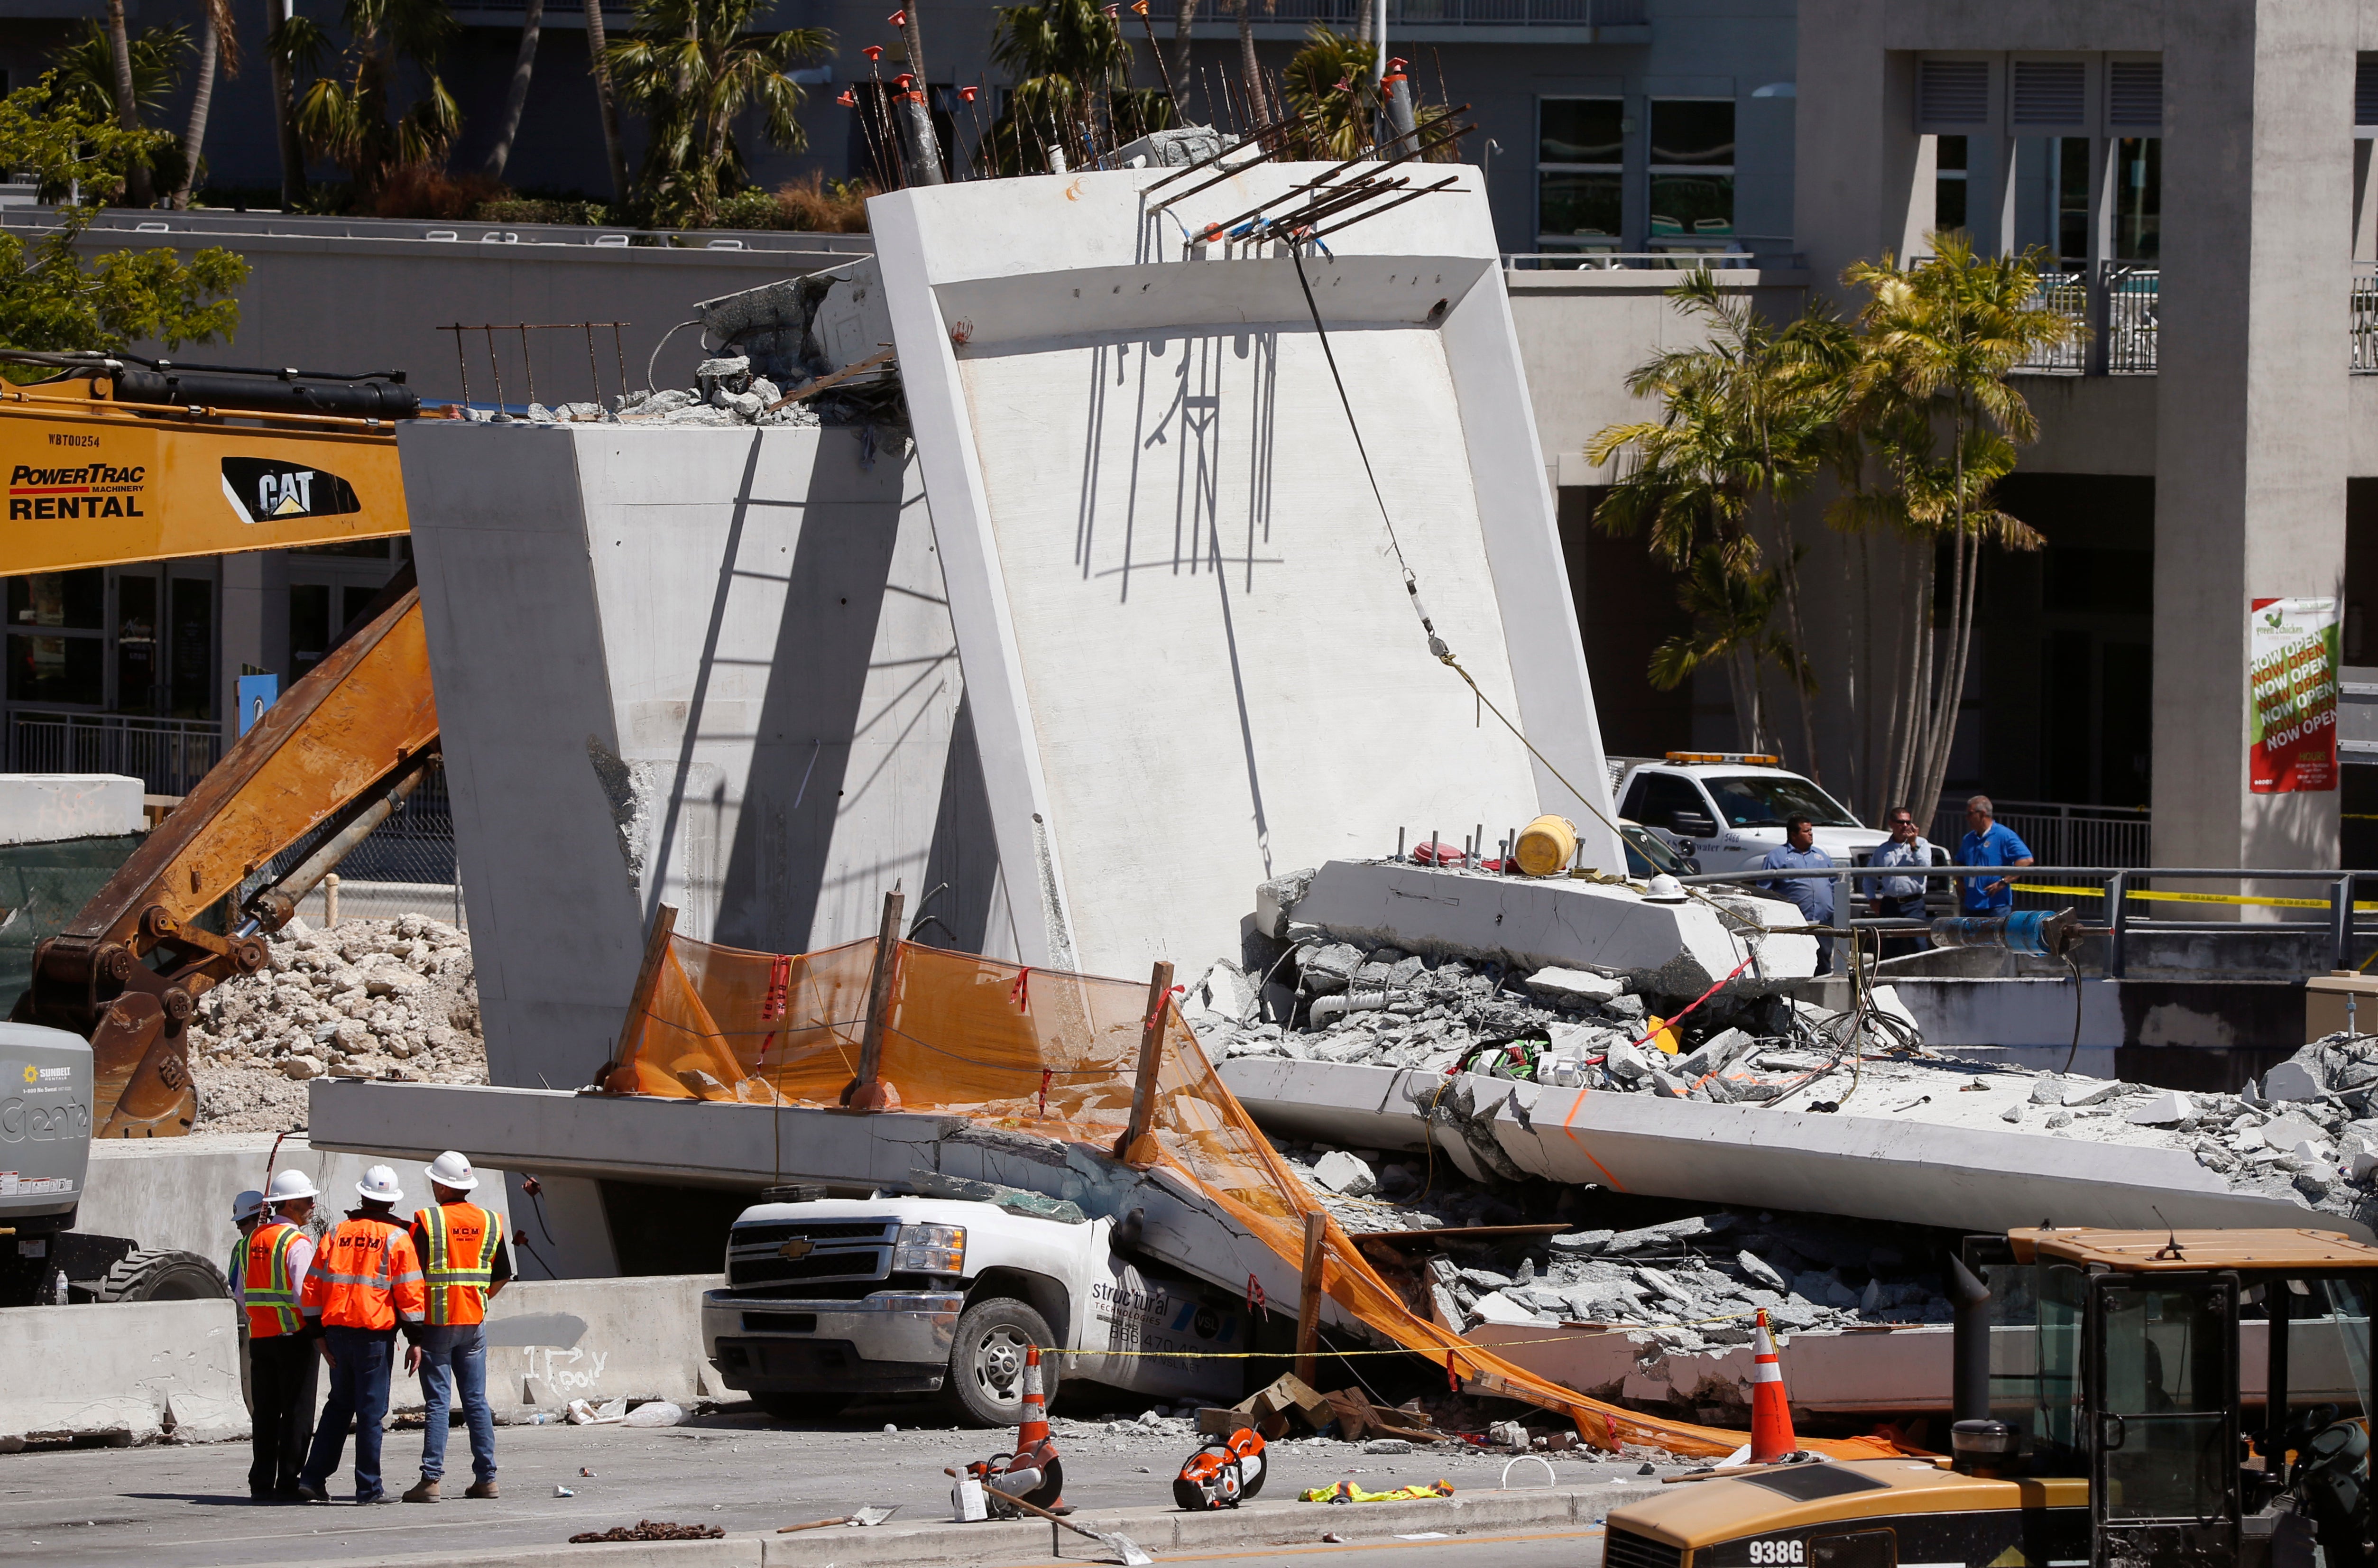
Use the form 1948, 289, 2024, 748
2248, 596, 2340, 794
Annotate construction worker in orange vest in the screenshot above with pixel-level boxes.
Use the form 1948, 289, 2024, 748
401, 1150, 511, 1503
242, 1170, 320, 1502
293, 1165, 427, 1504
228, 1189, 264, 1428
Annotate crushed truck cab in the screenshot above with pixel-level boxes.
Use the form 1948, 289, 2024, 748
703, 1193, 1247, 1426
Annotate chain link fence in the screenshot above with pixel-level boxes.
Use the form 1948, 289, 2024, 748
239, 762, 466, 930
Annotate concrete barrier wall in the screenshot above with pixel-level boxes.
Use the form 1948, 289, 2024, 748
0, 1273, 721, 1451
0, 1297, 244, 1450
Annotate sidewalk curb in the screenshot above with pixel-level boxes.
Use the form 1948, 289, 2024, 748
238, 1483, 1667, 1568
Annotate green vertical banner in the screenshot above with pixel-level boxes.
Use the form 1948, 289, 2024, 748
2248, 596, 2341, 793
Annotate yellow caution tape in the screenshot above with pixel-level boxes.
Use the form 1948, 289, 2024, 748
2006, 882, 2378, 913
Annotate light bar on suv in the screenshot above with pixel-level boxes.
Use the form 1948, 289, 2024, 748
1664, 751, 1780, 766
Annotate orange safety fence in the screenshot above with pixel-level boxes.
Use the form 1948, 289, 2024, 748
601, 929, 1915, 1461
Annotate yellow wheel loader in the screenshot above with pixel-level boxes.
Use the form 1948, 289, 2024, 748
1609, 1227, 2375, 1568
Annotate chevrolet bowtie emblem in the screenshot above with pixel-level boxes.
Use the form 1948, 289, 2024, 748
778, 1238, 815, 1260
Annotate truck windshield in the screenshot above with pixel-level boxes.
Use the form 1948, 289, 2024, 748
1621, 824, 1687, 877
1703, 774, 1862, 830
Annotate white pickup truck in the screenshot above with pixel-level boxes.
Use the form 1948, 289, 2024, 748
702, 1191, 1249, 1426
1607, 753, 1892, 874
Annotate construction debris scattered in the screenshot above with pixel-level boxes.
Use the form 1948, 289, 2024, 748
568, 1521, 726, 1542
189, 915, 485, 1134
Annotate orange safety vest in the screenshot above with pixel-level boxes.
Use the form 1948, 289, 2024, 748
300, 1215, 426, 1331
417, 1202, 500, 1326
243, 1220, 305, 1338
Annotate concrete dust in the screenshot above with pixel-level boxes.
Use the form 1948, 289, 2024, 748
189, 915, 485, 1135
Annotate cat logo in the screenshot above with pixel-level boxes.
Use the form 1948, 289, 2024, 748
221, 457, 365, 526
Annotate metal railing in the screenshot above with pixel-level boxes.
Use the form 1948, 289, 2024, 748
2011, 260, 2157, 375
1686, 863, 2378, 977
1183, 0, 1642, 23
1926, 797, 2152, 874
2352, 261, 2378, 374
1505, 240, 1803, 272
4, 708, 222, 796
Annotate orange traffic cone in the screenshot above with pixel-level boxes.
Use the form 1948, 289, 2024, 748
1748, 1309, 1797, 1463
998, 1345, 1066, 1511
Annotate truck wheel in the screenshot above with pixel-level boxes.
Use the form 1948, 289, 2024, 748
949, 1296, 1057, 1429
755, 1392, 851, 1423
92, 1249, 229, 1303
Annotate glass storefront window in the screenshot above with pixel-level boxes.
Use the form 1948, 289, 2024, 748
8, 570, 104, 630
1650, 100, 1734, 237
115, 574, 157, 715
1537, 98, 1624, 248
2115, 136, 2159, 260
2055, 136, 2090, 261
7, 633, 102, 705
169, 578, 212, 719
1936, 134, 1968, 231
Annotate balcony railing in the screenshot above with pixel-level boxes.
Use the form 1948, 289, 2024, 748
4, 708, 222, 796
1506, 237, 1803, 272
2011, 260, 2158, 375
1184, 0, 1642, 25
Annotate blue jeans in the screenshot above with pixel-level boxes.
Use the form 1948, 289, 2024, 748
300, 1328, 395, 1500
416, 1323, 496, 1484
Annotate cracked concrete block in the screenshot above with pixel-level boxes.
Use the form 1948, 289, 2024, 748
165, 1393, 249, 1445
2127, 1091, 2194, 1125
1255, 869, 1317, 939
1738, 1251, 1788, 1293
1550, 1229, 1613, 1257
1299, 942, 1365, 996
1311, 1149, 1377, 1197
2265, 1061, 2324, 1102
2030, 1077, 2068, 1105
2062, 1080, 2123, 1108
2001, 1102, 2023, 1124
2261, 1113, 2324, 1150
1525, 967, 1623, 1004
1468, 1291, 1539, 1326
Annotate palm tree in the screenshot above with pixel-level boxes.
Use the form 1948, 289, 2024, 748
277, 0, 461, 200
581, 0, 628, 203
483, 0, 541, 178
607, 0, 827, 227
173, 0, 240, 207
264, 0, 308, 206
1645, 547, 1804, 756
1282, 27, 1373, 158
102, 0, 152, 204
1835, 232, 2076, 819
982, 0, 1171, 174
50, 20, 188, 122
1587, 269, 1853, 771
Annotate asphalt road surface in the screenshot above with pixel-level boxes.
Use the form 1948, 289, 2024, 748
0, 1402, 1677, 1567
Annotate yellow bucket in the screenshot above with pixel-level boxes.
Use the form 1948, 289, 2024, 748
1512, 814, 1578, 877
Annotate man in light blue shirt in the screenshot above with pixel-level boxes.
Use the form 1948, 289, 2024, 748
1870, 806, 1934, 956
1956, 795, 2034, 915
1760, 815, 1836, 975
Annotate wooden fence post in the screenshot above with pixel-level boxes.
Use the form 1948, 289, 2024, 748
1294, 1208, 1327, 1387
1113, 960, 1175, 1164
846, 890, 906, 1111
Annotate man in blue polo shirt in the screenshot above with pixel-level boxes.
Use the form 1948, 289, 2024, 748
1956, 795, 2034, 915
1760, 815, 1836, 975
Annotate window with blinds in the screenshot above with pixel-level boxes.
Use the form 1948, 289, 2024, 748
2011, 59, 2086, 129
2107, 61, 2161, 129
1918, 59, 1988, 126
2358, 58, 2378, 127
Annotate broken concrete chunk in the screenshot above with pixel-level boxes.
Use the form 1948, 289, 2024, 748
1299, 942, 1366, 996
2001, 1102, 2023, 1124
1255, 868, 1318, 939
1737, 1250, 1788, 1292
1524, 966, 1623, 1004
1650, 1069, 1690, 1098
1676, 1028, 1753, 1080
1467, 1291, 1539, 1326
1605, 1038, 1650, 1085
2029, 1076, 2068, 1105
2061, 1079, 2123, 1108
2265, 1061, 2324, 1103
1549, 1229, 1613, 1257
1311, 1149, 1378, 1197
1363, 1438, 1413, 1455
2126, 1090, 2194, 1126
2261, 1113, 2324, 1150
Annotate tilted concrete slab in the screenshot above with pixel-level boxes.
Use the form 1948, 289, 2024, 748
0, 773, 145, 844
305, 1079, 1368, 1339
870, 165, 1622, 980
402, 422, 1016, 1092
1216, 1057, 2370, 1239
0, 1298, 243, 1449
1288, 858, 1815, 995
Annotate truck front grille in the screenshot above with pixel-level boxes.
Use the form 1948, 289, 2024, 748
724, 1217, 897, 1291
1605, 1528, 1684, 1568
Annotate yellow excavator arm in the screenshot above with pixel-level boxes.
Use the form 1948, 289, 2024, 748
0, 351, 416, 570
3, 352, 441, 1136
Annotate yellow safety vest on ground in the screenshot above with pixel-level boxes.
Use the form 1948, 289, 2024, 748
417, 1202, 499, 1326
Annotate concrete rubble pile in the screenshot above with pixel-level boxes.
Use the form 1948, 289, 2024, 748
189, 914, 486, 1134
1265, 1139, 1965, 1343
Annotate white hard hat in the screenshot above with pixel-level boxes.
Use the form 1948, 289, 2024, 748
424, 1150, 479, 1192
231, 1189, 265, 1224
266, 1168, 320, 1204
356, 1164, 405, 1204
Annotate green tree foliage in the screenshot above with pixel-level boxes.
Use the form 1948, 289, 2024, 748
1835, 233, 2074, 817
980, 0, 1172, 175
1587, 269, 1853, 763
276, 0, 461, 199
49, 19, 190, 121
1281, 28, 1374, 159
0, 77, 247, 365
1646, 547, 1808, 757
607, 0, 830, 228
